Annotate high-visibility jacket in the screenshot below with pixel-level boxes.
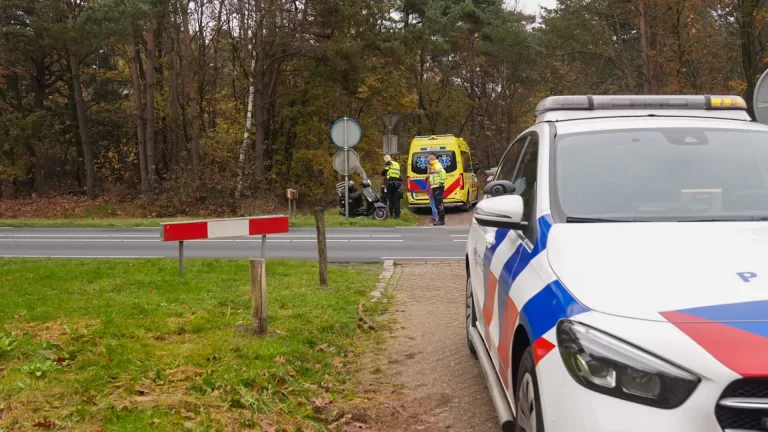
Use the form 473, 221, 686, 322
385, 161, 401, 180
429, 161, 446, 187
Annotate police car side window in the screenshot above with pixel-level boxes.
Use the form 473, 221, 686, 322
496, 136, 529, 182
512, 135, 539, 242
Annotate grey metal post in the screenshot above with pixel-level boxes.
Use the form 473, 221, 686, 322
178, 241, 184, 276
344, 117, 349, 219
261, 235, 266, 258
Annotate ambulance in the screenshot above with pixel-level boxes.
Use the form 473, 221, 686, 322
406, 135, 479, 211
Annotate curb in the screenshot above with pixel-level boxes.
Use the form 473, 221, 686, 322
370, 260, 395, 302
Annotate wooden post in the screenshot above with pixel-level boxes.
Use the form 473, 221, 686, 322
314, 207, 328, 287
250, 258, 268, 335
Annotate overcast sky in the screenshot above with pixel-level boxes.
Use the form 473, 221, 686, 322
510, 0, 557, 14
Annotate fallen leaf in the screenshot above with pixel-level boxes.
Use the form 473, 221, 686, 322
183, 421, 196, 430
275, 356, 286, 364
107, 356, 113, 363
259, 420, 277, 432
312, 392, 332, 406
279, 304, 287, 310
149, 289, 156, 293
136, 387, 150, 395
316, 343, 330, 352
181, 410, 197, 419
149, 419, 161, 425
332, 357, 343, 368
32, 419, 56, 429
252, 385, 260, 393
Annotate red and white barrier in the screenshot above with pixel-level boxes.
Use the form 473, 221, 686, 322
161, 216, 289, 242
160, 215, 289, 275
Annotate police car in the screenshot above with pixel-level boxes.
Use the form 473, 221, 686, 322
466, 91, 768, 432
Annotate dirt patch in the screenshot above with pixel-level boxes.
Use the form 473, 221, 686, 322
418, 208, 474, 226
5, 319, 100, 344
339, 263, 497, 432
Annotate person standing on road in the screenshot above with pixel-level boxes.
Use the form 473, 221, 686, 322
381, 154, 402, 219
428, 154, 446, 226
426, 162, 438, 223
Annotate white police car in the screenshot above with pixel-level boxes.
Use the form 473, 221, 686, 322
466, 91, 768, 432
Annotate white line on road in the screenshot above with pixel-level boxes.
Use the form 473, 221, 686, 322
381, 256, 463, 260
0, 239, 407, 243
0, 234, 157, 238
2, 255, 163, 259
453, 239, 467, 242
450, 234, 469, 237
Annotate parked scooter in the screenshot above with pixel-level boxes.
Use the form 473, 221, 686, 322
336, 167, 388, 221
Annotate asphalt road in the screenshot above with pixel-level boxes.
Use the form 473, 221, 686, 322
0, 227, 469, 262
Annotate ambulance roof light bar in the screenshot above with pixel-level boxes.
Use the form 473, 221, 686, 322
535, 95, 748, 117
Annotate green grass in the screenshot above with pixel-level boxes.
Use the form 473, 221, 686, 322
0, 258, 384, 431
0, 208, 422, 229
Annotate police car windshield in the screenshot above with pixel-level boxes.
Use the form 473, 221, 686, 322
554, 126, 768, 222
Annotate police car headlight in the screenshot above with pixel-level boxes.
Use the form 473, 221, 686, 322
556, 320, 700, 409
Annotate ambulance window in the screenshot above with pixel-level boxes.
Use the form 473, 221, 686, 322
461, 151, 472, 173
411, 151, 458, 174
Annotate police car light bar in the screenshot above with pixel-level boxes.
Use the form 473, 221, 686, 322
535, 95, 748, 116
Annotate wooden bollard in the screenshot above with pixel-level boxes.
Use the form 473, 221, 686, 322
250, 258, 268, 335
314, 207, 328, 287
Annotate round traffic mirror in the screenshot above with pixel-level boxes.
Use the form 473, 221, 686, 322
754, 69, 768, 124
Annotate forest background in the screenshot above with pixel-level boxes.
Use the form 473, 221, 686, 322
0, 0, 765, 218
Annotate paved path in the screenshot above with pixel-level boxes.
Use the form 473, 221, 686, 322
0, 227, 468, 263
348, 263, 498, 431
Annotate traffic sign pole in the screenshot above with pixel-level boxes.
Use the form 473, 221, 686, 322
344, 118, 349, 218
329, 116, 362, 219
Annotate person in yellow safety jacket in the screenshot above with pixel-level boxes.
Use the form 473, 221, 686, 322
381, 154, 402, 218
428, 154, 446, 226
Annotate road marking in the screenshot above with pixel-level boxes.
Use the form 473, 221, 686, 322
1, 255, 163, 259
450, 234, 469, 237
453, 239, 467, 242
380, 256, 463, 260
0, 238, 405, 243
0, 234, 157, 238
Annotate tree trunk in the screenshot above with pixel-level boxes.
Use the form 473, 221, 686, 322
68, 48, 95, 199
181, 1, 202, 168
235, 55, 256, 201
168, 32, 179, 168
128, 43, 149, 194
145, 21, 158, 189
253, 0, 267, 185
638, 0, 651, 94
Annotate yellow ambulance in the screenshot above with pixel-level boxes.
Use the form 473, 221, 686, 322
406, 135, 479, 211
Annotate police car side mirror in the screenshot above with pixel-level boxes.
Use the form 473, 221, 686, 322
474, 195, 527, 230
483, 180, 516, 197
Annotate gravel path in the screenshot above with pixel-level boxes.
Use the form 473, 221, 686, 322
346, 262, 498, 431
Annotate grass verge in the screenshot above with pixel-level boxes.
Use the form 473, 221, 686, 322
0, 258, 385, 431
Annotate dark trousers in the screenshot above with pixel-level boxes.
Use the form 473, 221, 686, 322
387, 180, 402, 217
386, 180, 401, 217
432, 185, 445, 222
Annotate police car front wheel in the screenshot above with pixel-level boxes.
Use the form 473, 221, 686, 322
515, 347, 545, 432
466, 276, 478, 359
